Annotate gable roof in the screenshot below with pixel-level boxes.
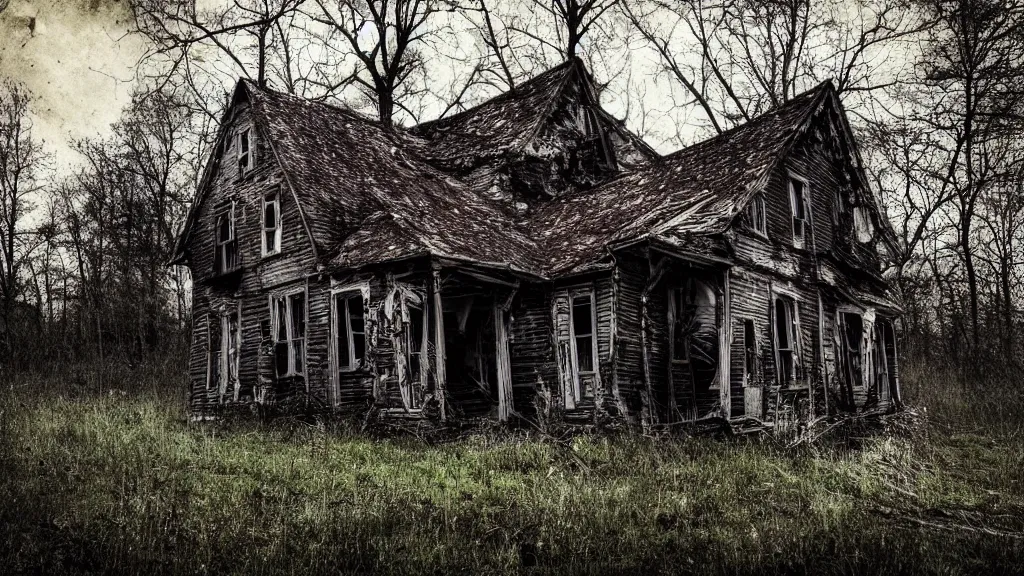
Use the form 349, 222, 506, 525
410, 58, 657, 173
530, 83, 837, 275
174, 67, 894, 283
409, 59, 582, 171
245, 81, 543, 273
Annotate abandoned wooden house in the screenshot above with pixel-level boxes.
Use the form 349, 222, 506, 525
171, 58, 903, 431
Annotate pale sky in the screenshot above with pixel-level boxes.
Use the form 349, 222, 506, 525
0, 0, 143, 164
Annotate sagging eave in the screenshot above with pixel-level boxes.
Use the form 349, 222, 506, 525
324, 252, 547, 286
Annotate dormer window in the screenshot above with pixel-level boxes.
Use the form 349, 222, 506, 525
262, 189, 282, 256
237, 128, 254, 176
214, 204, 238, 274
789, 176, 809, 245
748, 193, 767, 237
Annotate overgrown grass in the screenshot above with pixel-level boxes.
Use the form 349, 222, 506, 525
2, 359, 1024, 574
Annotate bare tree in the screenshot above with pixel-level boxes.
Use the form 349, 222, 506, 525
914, 0, 1024, 352
308, 0, 450, 124
621, 0, 927, 135
0, 80, 47, 367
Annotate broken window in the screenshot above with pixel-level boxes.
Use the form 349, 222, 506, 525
838, 312, 864, 407
873, 320, 890, 401
405, 299, 427, 389
206, 308, 240, 398
854, 206, 874, 243
271, 291, 306, 377
262, 189, 281, 256
222, 309, 240, 398
743, 319, 757, 385
570, 293, 596, 373
748, 193, 767, 237
789, 176, 808, 244
238, 128, 254, 175
207, 313, 221, 390
669, 279, 719, 391
774, 295, 798, 385
335, 291, 366, 371
214, 204, 238, 275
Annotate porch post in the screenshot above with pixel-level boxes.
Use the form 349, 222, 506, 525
719, 268, 731, 418
494, 304, 514, 422
432, 270, 447, 422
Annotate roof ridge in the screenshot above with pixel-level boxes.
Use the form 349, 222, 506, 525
658, 81, 832, 163
241, 78, 396, 129
411, 59, 579, 133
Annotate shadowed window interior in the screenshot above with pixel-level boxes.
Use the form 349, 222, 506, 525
748, 193, 767, 236
335, 291, 365, 371
213, 205, 237, 274
571, 293, 595, 373
237, 128, 253, 175
774, 296, 798, 385
790, 177, 808, 243
262, 189, 281, 256
271, 291, 306, 377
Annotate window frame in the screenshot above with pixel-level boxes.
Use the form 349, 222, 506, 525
237, 127, 254, 176
213, 202, 238, 275
568, 290, 598, 376
748, 192, 768, 238
742, 319, 757, 386
333, 288, 367, 373
205, 305, 241, 397
206, 312, 221, 391
772, 293, 799, 386
788, 173, 810, 245
261, 188, 282, 257
270, 288, 307, 377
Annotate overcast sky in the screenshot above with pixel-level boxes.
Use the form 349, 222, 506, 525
0, 0, 143, 163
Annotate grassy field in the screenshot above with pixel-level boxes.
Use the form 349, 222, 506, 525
2, 358, 1024, 575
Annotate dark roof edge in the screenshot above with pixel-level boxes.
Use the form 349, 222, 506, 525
170, 80, 250, 265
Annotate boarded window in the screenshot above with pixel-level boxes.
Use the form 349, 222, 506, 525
571, 293, 595, 373
748, 193, 767, 236
774, 296, 798, 385
335, 291, 366, 371
214, 205, 238, 274
262, 189, 281, 256
789, 177, 808, 243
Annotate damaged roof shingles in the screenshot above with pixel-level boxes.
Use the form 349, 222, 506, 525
244, 74, 839, 280
247, 82, 544, 275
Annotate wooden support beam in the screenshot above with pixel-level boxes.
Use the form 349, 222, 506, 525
494, 304, 513, 422
641, 256, 668, 425
817, 291, 827, 418
719, 268, 731, 418
432, 270, 447, 422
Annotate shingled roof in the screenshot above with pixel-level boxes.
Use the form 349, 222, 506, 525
530, 83, 835, 275
245, 81, 543, 274
176, 62, 886, 281
409, 59, 583, 172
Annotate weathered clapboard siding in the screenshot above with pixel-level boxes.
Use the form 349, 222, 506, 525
177, 66, 901, 432
509, 285, 557, 420
185, 100, 319, 417
613, 254, 647, 422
